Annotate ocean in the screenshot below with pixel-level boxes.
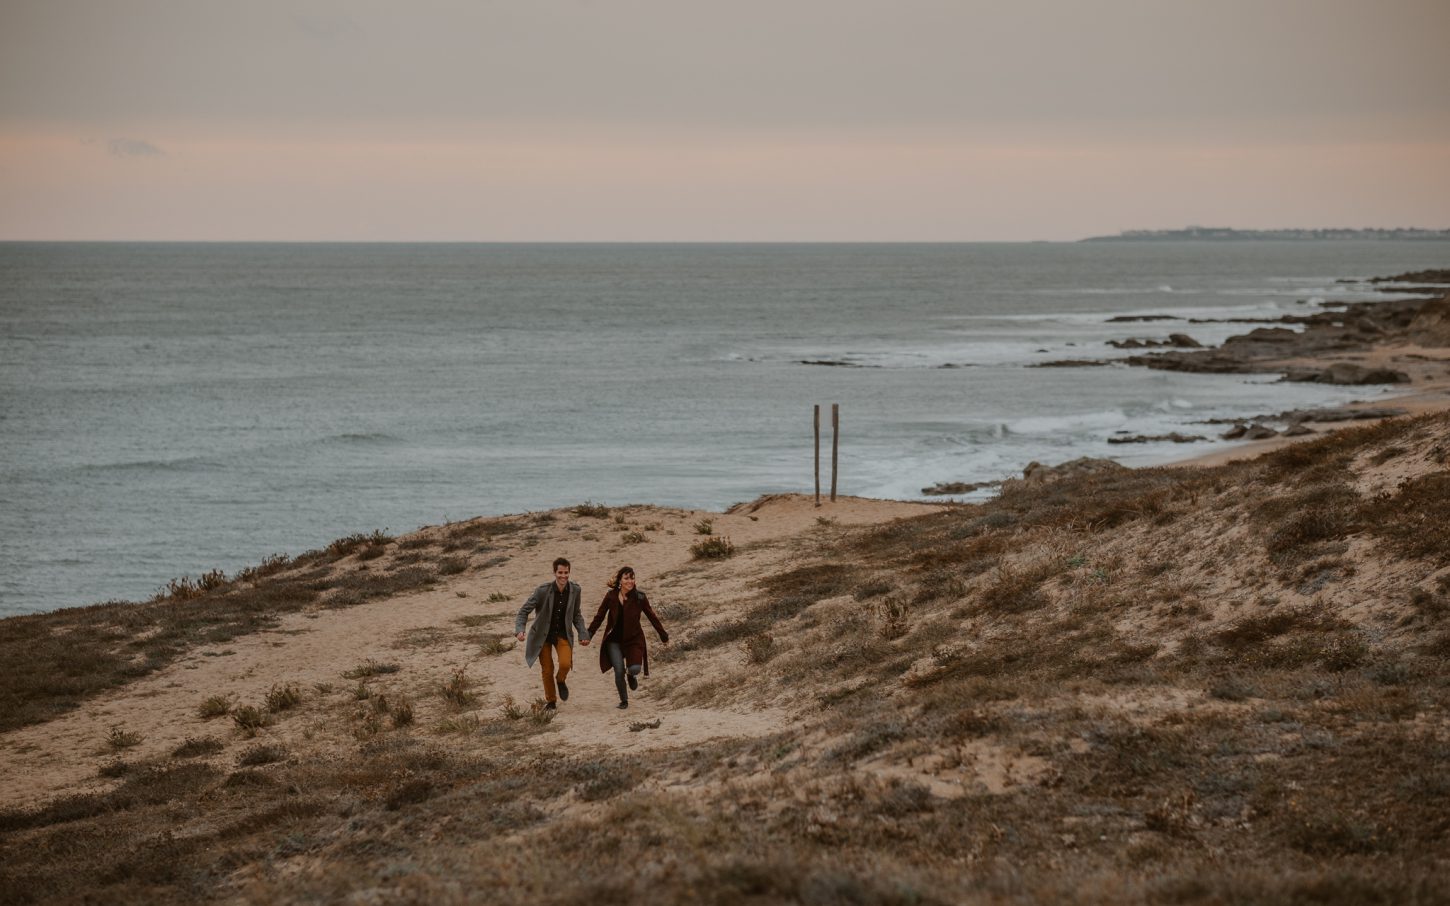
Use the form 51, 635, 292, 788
3, 241, 1448, 616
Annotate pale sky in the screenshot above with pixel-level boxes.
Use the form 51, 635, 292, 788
2, 0, 1448, 241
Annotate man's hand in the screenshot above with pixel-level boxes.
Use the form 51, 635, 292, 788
580, 638, 591, 647
515, 632, 525, 642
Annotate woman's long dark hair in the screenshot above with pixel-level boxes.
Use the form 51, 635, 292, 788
608, 565, 635, 594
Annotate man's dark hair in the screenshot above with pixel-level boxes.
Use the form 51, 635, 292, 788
552, 557, 571, 571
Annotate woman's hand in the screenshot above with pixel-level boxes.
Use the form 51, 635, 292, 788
515, 632, 526, 642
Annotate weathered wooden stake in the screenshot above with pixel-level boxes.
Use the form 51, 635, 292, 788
831, 403, 839, 502
813, 404, 821, 506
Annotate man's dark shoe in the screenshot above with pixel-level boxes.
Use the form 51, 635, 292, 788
544, 701, 557, 710
557, 680, 569, 701
617, 700, 628, 709
627, 674, 638, 691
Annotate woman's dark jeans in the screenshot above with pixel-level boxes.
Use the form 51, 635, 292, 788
605, 642, 642, 702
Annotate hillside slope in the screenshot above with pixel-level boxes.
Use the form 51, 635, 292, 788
2, 415, 1448, 905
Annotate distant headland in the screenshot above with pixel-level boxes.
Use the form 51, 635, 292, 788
1082, 226, 1450, 242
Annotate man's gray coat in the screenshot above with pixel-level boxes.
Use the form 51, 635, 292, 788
515, 581, 590, 667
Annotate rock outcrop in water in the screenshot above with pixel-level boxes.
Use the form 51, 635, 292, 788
1123, 291, 1446, 381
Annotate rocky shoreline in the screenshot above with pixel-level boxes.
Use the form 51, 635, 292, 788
924, 270, 1450, 495
1118, 273, 1449, 383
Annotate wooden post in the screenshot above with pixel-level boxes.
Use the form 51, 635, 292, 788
813, 405, 821, 506
831, 404, 839, 502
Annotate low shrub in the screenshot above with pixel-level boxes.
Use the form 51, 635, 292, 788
876, 596, 910, 639
343, 660, 401, 679
326, 530, 394, 560
232, 706, 269, 736
691, 537, 735, 560
265, 683, 302, 712
480, 635, 516, 656
157, 569, 228, 601
439, 669, 479, 708
437, 556, 470, 576
389, 697, 415, 728
976, 564, 1050, 613
172, 736, 225, 758
98, 759, 131, 778
744, 634, 776, 665
234, 553, 292, 584
1361, 472, 1450, 561
106, 725, 143, 750
357, 542, 388, 561
197, 695, 231, 719
237, 743, 286, 766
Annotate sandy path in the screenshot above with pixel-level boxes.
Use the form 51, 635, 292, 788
0, 495, 940, 810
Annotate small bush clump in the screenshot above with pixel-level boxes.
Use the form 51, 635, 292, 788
327, 530, 394, 559
106, 725, 143, 750
234, 553, 292, 584
172, 736, 225, 758
237, 743, 287, 766
691, 537, 736, 560
343, 660, 401, 679
265, 683, 302, 712
744, 634, 776, 665
158, 569, 228, 601
976, 564, 1050, 613
480, 636, 515, 656
357, 542, 388, 561
437, 556, 469, 576
439, 669, 479, 708
574, 501, 611, 518
434, 714, 481, 735
232, 706, 270, 736
876, 596, 910, 639
98, 759, 131, 778
694, 518, 714, 535
197, 695, 231, 719
389, 697, 416, 728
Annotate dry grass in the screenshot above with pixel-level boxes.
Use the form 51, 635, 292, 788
3, 409, 1449, 905
231, 705, 270, 736
436, 556, 469, 576
438, 669, 479, 709
264, 683, 302, 712
171, 736, 225, 759
196, 695, 231, 719
342, 660, 401, 679
0, 521, 449, 733
690, 536, 735, 559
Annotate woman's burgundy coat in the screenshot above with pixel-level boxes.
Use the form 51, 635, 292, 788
588, 589, 669, 677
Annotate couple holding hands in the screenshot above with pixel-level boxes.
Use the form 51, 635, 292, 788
513, 557, 669, 711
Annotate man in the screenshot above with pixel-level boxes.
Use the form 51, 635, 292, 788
514, 557, 590, 710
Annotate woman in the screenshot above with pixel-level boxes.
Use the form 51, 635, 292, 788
588, 565, 669, 709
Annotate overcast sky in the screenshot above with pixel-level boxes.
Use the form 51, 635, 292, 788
2, 0, 1447, 240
